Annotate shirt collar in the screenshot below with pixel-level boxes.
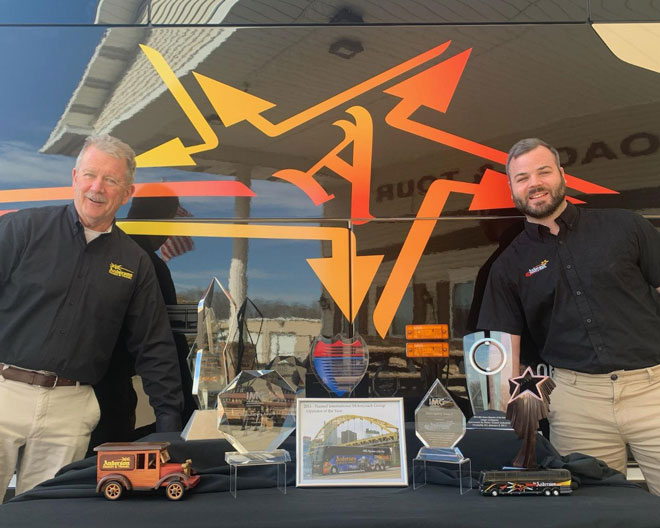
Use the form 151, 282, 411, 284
66, 203, 83, 236
66, 202, 115, 238
523, 201, 578, 241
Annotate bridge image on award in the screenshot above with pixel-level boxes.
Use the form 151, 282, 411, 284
297, 398, 407, 487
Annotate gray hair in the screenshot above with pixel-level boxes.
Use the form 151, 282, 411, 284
75, 134, 136, 186
506, 138, 561, 177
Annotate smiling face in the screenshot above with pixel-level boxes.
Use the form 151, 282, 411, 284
508, 145, 567, 220
72, 146, 135, 231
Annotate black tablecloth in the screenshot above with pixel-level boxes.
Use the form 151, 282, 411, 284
2, 425, 659, 528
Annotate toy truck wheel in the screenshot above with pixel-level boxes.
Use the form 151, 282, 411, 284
103, 480, 124, 501
166, 480, 185, 501
552, 489, 560, 496
490, 490, 498, 497
544, 489, 552, 496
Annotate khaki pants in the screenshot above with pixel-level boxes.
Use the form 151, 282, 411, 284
0, 377, 100, 498
550, 364, 660, 495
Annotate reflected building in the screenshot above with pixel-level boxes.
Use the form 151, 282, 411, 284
3, 0, 660, 411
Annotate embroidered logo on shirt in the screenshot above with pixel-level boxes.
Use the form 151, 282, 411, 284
525, 259, 549, 277
108, 262, 134, 280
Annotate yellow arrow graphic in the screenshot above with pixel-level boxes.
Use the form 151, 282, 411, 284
136, 45, 219, 167
117, 221, 382, 321
136, 41, 453, 166
194, 41, 452, 137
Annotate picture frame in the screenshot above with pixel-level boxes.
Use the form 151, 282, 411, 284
296, 397, 408, 487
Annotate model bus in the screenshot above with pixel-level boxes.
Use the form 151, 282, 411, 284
312, 445, 392, 475
480, 469, 572, 496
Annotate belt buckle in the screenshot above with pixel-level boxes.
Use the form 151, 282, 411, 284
48, 374, 59, 389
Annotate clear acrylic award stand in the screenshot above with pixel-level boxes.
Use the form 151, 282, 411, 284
413, 447, 472, 494
226, 449, 291, 498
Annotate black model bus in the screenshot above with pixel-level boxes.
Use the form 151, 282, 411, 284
480, 469, 572, 496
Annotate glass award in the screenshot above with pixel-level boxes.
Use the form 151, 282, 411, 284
219, 370, 296, 497
181, 277, 239, 440
236, 297, 264, 371
463, 331, 514, 430
268, 355, 307, 397
310, 334, 368, 397
413, 379, 471, 493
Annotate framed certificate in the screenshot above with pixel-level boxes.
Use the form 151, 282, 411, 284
296, 398, 407, 487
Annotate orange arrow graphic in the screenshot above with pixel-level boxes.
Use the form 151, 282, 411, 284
383, 52, 618, 204
372, 163, 613, 336
373, 179, 478, 338
117, 221, 382, 322
307, 231, 383, 321
0, 181, 254, 205
183, 41, 453, 138
469, 168, 585, 210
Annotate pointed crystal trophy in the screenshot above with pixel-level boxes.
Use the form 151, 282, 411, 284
463, 331, 515, 430
219, 370, 296, 497
236, 297, 263, 371
413, 379, 471, 493
181, 277, 239, 440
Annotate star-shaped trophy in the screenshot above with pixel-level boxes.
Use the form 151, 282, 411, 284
505, 367, 556, 468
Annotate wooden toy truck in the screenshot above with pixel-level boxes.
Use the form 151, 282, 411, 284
95, 442, 200, 500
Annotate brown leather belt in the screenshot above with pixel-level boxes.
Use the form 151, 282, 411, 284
0, 363, 84, 388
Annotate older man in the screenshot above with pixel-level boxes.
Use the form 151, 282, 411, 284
478, 137, 660, 494
0, 135, 182, 497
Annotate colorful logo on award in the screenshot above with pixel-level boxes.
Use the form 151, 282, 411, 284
310, 334, 369, 397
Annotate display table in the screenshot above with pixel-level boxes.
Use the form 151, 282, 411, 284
1, 426, 658, 528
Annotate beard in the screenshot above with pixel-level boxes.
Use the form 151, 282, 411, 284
512, 178, 566, 219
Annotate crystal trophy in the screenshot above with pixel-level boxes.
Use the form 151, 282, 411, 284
463, 331, 515, 430
236, 297, 263, 371
268, 355, 307, 397
219, 370, 296, 497
413, 379, 471, 493
181, 277, 239, 440
310, 334, 368, 397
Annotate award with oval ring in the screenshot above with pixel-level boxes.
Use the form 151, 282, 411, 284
463, 331, 514, 430
413, 379, 471, 494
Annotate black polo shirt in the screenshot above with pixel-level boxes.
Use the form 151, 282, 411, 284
0, 204, 182, 431
478, 202, 660, 374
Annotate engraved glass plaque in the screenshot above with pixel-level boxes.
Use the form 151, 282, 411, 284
310, 334, 368, 397
413, 379, 471, 493
415, 379, 465, 462
463, 331, 515, 430
219, 370, 297, 497
218, 369, 296, 454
